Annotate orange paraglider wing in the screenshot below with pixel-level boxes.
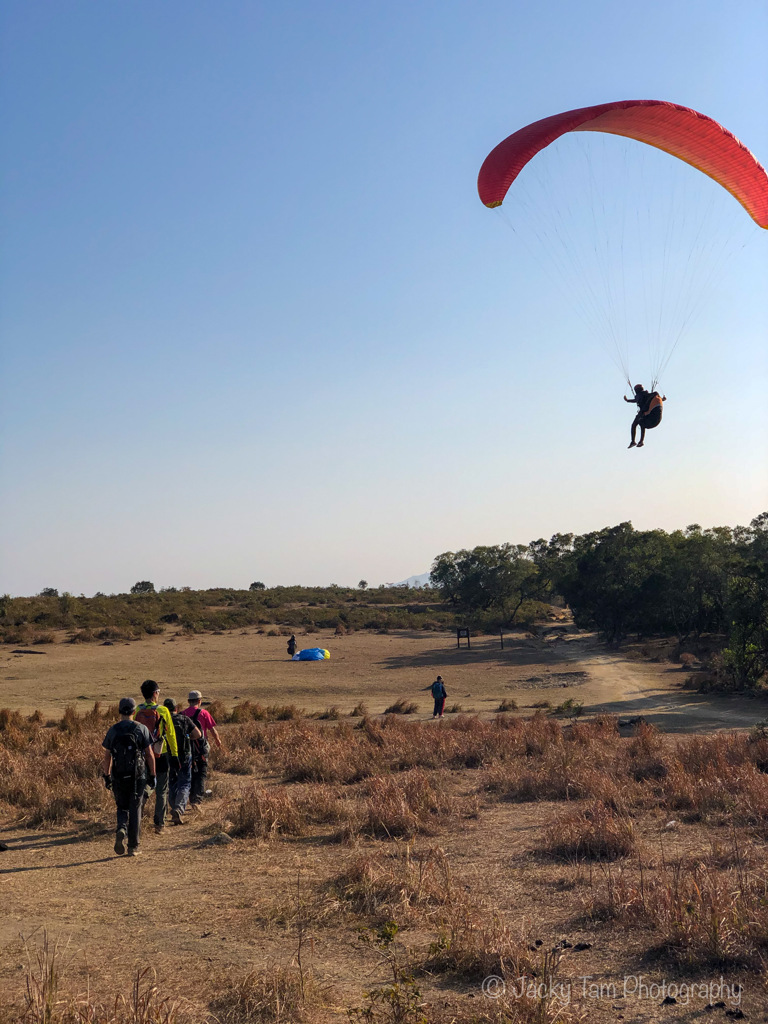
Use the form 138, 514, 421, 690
478, 100, 768, 228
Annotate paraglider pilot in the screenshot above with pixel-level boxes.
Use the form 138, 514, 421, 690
287, 634, 297, 658
625, 384, 665, 448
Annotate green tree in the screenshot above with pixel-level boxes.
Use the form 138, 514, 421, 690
430, 544, 539, 622
130, 581, 155, 595
249, 581, 266, 591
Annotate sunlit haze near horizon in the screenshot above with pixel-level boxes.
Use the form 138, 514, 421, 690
1, 1, 766, 596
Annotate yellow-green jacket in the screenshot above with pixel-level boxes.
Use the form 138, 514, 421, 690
134, 701, 179, 758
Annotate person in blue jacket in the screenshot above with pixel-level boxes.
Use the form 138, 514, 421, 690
423, 675, 447, 719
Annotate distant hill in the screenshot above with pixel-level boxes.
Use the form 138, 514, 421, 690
389, 572, 431, 588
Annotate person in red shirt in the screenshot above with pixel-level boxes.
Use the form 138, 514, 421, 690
182, 690, 222, 808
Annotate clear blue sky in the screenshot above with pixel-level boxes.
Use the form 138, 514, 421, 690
1, 1, 766, 595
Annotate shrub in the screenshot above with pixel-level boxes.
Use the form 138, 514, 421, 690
356, 771, 456, 839
496, 698, 518, 712
544, 802, 635, 861
384, 699, 419, 715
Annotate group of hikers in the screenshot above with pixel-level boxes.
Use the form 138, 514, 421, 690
101, 680, 222, 857
101, 673, 451, 855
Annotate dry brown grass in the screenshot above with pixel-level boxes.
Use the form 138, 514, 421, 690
8, 697, 768, 1021
331, 846, 454, 922
585, 846, 768, 971
543, 801, 636, 862
210, 963, 324, 1024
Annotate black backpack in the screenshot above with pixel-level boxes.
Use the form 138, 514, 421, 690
171, 712, 192, 760
191, 708, 210, 760
110, 723, 146, 789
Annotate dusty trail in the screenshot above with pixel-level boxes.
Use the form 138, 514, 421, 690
553, 633, 761, 732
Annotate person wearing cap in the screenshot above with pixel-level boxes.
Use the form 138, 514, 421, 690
101, 697, 156, 856
163, 697, 201, 825
182, 690, 222, 808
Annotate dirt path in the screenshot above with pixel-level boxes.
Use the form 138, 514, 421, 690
553, 634, 762, 732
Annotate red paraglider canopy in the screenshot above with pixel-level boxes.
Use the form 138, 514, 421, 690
478, 100, 768, 228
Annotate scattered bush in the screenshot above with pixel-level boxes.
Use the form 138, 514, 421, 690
544, 802, 635, 861
384, 699, 419, 715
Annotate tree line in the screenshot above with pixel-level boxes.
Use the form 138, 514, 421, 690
430, 514, 768, 688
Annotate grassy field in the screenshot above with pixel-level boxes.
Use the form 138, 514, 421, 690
2, 626, 767, 1023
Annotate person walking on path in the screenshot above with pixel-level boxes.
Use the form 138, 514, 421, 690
135, 680, 179, 834
102, 697, 156, 857
421, 676, 447, 719
164, 698, 201, 826
182, 690, 222, 809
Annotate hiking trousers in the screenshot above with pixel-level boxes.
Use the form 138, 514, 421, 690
190, 754, 208, 804
169, 756, 192, 814
113, 781, 144, 849
151, 753, 170, 827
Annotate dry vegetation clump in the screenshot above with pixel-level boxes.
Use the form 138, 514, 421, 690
383, 698, 419, 715
0, 706, 110, 825
209, 963, 322, 1024
354, 771, 461, 840
224, 782, 357, 839
278, 722, 384, 784
543, 801, 636, 862
587, 854, 768, 971
13, 935, 200, 1024
331, 846, 454, 922
496, 699, 517, 712
423, 905, 539, 983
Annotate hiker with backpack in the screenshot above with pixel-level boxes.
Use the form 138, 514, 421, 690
182, 690, 222, 809
421, 675, 447, 718
135, 680, 180, 834
101, 697, 156, 856
163, 698, 201, 825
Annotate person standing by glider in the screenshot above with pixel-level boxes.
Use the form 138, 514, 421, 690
625, 384, 665, 448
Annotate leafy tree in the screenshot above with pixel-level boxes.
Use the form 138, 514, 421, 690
130, 581, 155, 595
430, 544, 540, 622
358, 580, 368, 590
249, 581, 266, 591
39, 588, 58, 597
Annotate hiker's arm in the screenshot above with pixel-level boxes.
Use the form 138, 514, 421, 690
190, 724, 202, 740
145, 746, 156, 774
102, 751, 111, 774
209, 725, 222, 749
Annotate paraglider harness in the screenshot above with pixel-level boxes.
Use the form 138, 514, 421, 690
629, 385, 664, 430
641, 391, 663, 429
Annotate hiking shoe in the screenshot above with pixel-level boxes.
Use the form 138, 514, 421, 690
171, 809, 184, 826
127, 847, 140, 857
154, 824, 164, 835
114, 830, 126, 856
